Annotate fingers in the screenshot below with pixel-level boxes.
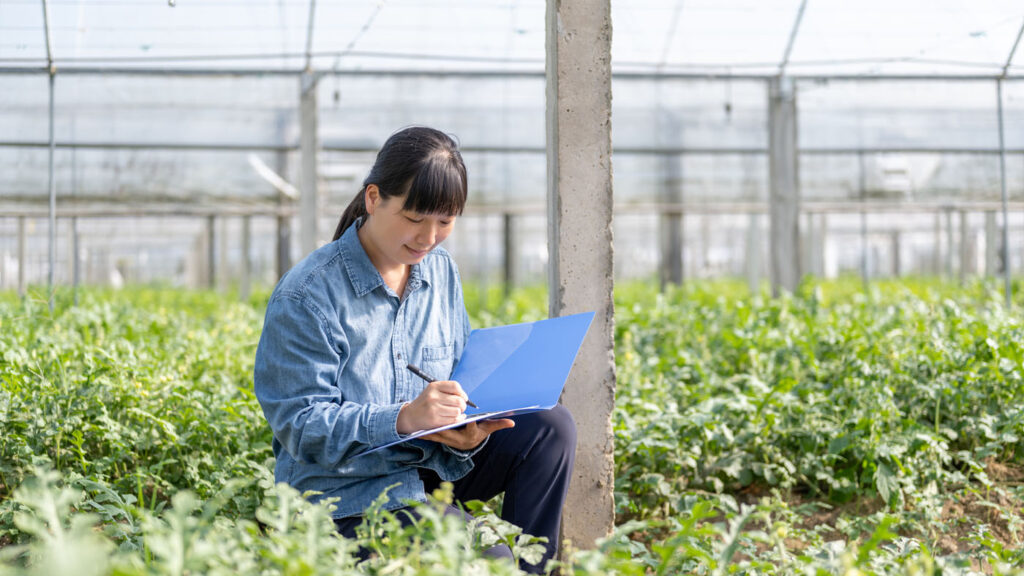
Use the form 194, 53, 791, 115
420, 418, 516, 451
430, 380, 470, 405
477, 418, 515, 433
399, 380, 471, 433
425, 381, 466, 416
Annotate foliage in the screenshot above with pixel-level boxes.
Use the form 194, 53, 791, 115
0, 280, 1022, 574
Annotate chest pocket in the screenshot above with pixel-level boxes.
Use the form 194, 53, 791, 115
421, 344, 455, 381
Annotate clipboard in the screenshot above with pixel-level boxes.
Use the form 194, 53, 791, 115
355, 311, 595, 457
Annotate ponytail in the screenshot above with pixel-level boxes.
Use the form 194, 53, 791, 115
333, 188, 367, 241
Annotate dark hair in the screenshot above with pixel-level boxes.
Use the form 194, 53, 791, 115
332, 126, 468, 241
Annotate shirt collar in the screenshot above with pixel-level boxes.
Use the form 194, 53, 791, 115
338, 217, 432, 298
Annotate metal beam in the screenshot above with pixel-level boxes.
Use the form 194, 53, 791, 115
41, 0, 54, 71
779, 0, 808, 77
3, 65, 1024, 82
6, 140, 1024, 156
4, 200, 1024, 219
303, 0, 317, 72
43, 0, 56, 310
299, 72, 320, 255
17, 217, 26, 297
997, 79, 1012, 306
1002, 17, 1024, 78
768, 76, 801, 295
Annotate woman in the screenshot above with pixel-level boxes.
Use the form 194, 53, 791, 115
254, 126, 576, 573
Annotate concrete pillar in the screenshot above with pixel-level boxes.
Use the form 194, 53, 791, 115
71, 217, 80, 304
217, 218, 229, 293
503, 212, 518, 295
802, 213, 816, 277
299, 72, 321, 256
659, 211, 684, 290
959, 210, 969, 284
745, 213, 761, 294
818, 213, 828, 277
985, 211, 998, 276
768, 77, 800, 295
17, 216, 26, 297
545, 0, 615, 551
891, 231, 901, 277
658, 129, 684, 288
945, 210, 954, 279
205, 215, 216, 289
240, 215, 252, 302
276, 114, 294, 279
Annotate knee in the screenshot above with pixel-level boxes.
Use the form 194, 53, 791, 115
540, 404, 576, 455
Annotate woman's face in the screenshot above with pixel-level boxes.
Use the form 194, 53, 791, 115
364, 186, 457, 269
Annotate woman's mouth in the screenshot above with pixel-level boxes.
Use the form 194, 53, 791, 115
406, 246, 429, 258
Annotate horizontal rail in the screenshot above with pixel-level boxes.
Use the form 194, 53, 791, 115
4, 140, 1024, 156
3, 201, 1024, 219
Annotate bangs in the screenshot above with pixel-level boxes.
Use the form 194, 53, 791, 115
401, 151, 467, 216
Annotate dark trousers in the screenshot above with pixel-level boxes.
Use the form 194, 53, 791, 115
335, 404, 576, 574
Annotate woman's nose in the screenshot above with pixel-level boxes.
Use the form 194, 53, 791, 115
417, 222, 437, 246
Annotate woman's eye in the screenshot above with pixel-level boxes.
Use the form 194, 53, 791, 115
406, 216, 424, 223
440, 220, 452, 227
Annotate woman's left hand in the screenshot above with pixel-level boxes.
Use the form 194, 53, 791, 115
422, 418, 515, 451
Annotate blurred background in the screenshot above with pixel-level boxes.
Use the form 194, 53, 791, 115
1, 0, 1023, 296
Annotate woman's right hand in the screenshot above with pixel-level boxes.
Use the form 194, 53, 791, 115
396, 380, 469, 434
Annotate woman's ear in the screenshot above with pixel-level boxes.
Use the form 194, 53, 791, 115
364, 185, 380, 215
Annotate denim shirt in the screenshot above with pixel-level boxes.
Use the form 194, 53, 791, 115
253, 219, 479, 519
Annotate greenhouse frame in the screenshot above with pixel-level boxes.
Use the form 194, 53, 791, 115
2, 0, 1023, 298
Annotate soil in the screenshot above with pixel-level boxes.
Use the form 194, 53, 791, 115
731, 459, 1024, 564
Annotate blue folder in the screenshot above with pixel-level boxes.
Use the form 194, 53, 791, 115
358, 310, 595, 456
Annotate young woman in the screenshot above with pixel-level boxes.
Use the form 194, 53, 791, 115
253, 126, 576, 573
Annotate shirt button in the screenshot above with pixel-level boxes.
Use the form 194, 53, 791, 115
397, 353, 403, 360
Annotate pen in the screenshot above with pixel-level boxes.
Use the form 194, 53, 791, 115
405, 363, 480, 409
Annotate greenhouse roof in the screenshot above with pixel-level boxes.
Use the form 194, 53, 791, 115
1, 0, 1022, 78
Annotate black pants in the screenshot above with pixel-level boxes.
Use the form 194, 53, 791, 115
335, 404, 577, 574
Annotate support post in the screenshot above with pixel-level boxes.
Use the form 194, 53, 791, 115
240, 215, 252, 302
276, 113, 293, 279
47, 64, 56, 310
546, 0, 615, 551
858, 153, 869, 287
803, 212, 815, 277
299, 72, 321, 256
17, 217, 26, 298
986, 211, 998, 277
659, 209, 683, 290
891, 231, 901, 277
945, 209, 954, 279
206, 215, 216, 289
217, 218, 229, 293
768, 77, 800, 295
658, 113, 684, 289
997, 79, 1012, 305
503, 212, 517, 296
959, 210, 969, 285
71, 217, 80, 304
745, 213, 761, 294
817, 213, 828, 277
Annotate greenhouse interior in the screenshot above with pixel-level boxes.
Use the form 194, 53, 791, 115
3, 0, 1024, 574
2, 0, 1022, 295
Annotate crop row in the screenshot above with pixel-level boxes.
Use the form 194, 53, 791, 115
0, 282, 1021, 574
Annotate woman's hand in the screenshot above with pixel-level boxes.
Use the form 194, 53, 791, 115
396, 380, 471, 434
422, 419, 515, 451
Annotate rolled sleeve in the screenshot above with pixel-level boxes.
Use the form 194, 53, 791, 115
442, 435, 489, 461
367, 403, 404, 448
